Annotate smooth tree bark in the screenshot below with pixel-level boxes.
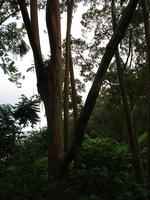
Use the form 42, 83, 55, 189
64, 0, 74, 153
61, 0, 140, 170
141, 0, 150, 185
45, 0, 64, 177
30, 0, 41, 53
17, 0, 64, 177
111, 0, 145, 184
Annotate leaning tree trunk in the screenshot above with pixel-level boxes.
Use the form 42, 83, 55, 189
141, 0, 150, 187
61, 0, 140, 170
111, 0, 145, 184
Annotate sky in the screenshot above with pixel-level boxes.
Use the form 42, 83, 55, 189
0, 3, 89, 129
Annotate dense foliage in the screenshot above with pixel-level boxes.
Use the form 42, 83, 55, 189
0, 95, 40, 162
0, 132, 148, 200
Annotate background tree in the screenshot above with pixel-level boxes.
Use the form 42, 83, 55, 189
0, 95, 40, 162
141, 0, 150, 189
62, 0, 140, 170
111, 0, 145, 184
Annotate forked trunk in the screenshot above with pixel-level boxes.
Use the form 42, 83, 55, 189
18, 0, 64, 177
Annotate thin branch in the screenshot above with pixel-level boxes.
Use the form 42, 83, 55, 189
30, 0, 42, 60
0, 8, 20, 25
124, 29, 133, 69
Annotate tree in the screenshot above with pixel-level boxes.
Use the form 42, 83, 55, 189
141, 0, 150, 188
16, 0, 140, 177
63, 0, 74, 152
0, 95, 40, 162
17, 0, 64, 177
62, 0, 140, 171
111, 0, 145, 184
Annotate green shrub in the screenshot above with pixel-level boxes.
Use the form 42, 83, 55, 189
0, 135, 147, 200
50, 138, 146, 200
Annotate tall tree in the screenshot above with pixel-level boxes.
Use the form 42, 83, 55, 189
62, 0, 140, 169
64, 0, 74, 152
0, 95, 40, 161
17, 0, 64, 177
16, 0, 140, 177
111, 0, 145, 184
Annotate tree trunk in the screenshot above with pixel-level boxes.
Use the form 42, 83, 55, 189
141, 0, 150, 186
45, 0, 64, 177
111, 0, 145, 184
70, 52, 78, 128
61, 0, 140, 170
18, 0, 64, 177
64, 0, 74, 153
30, 0, 41, 52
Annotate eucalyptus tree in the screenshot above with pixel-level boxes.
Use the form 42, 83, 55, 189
16, 0, 139, 178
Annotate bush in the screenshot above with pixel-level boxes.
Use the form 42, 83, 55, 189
0, 135, 147, 200
50, 138, 146, 200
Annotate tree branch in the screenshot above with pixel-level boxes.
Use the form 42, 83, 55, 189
30, 0, 42, 64
46, 0, 61, 58
64, 0, 74, 152
124, 29, 133, 69
0, 8, 20, 25
17, 0, 44, 78
61, 0, 140, 170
